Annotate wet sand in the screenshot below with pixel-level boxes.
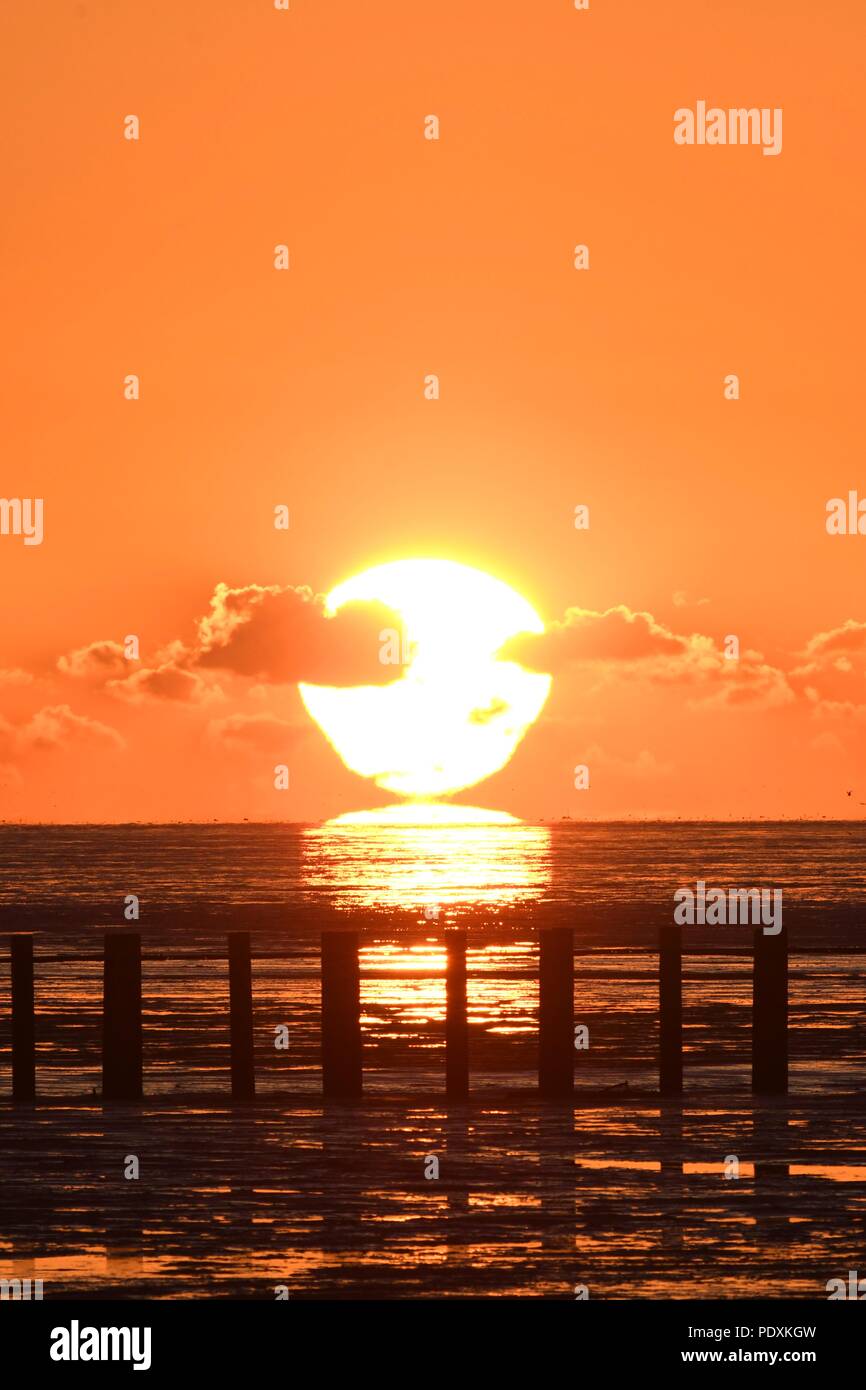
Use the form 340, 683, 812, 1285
2, 927, 865, 1299
2, 1091, 864, 1298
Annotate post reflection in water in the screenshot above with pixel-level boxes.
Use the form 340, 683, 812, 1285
301, 812, 552, 1094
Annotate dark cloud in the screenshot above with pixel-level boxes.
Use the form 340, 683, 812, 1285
57, 640, 129, 679
499, 605, 687, 671
194, 582, 406, 686
108, 664, 209, 704
500, 604, 793, 710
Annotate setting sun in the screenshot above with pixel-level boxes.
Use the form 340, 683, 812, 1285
299, 559, 552, 799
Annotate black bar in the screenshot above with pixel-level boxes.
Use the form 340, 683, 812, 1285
0, 1298, 856, 1374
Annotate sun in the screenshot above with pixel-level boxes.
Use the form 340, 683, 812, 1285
299, 558, 551, 799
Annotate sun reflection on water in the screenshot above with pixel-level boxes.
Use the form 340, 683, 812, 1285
301, 814, 551, 911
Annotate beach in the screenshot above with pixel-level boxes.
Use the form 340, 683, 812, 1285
1, 821, 865, 1297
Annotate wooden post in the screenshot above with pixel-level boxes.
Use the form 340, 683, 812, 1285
10, 934, 35, 1102
321, 931, 362, 1099
752, 925, 788, 1095
445, 930, 469, 1100
102, 933, 142, 1101
228, 932, 255, 1100
538, 927, 574, 1098
659, 924, 683, 1096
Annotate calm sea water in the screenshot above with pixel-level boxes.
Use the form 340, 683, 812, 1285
0, 820, 863, 928
0, 820, 863, 1098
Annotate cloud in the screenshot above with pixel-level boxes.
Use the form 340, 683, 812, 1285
108, 663, 211, 704
500, 605, 687, 669
206, 713, 307, 753
194, 581, 405, 686
57, 640, 129, 679
673, 591, 710, 609
53, 581, 408, 707
0, 668, 34, 687
0, 704, 124, 760
584, 742, 674, 779
789, 619, 866, 712
802, 619, 866, 659
695, 656, 794, 710
805, 696, 866, 723
810, 730, 846, 754
501, 604, 794, 710
37, 587, 866, 741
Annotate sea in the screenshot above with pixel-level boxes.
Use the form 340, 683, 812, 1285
1, 821, 864, 1297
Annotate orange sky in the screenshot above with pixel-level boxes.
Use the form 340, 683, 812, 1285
1, 0, 865, 822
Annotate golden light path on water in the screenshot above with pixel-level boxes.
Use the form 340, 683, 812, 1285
301, 809, 551, 911
301, 811, 551, 1032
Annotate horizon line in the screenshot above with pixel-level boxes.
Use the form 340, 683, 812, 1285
0, 817, 864, 829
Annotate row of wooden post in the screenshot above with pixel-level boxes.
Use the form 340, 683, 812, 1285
658, 923, 788, 1097
5, 923, 787, 1103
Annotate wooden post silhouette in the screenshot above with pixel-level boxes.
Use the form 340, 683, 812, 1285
538, 927, 574, 1098
321, 931, 362, 1099
102, 932, 142, 1101
659, 924, 683, 1095
445, 930, 469, 1099
228, 932, 255, 1100
752, 925, 788, 1095
10, 934, 35, 1101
